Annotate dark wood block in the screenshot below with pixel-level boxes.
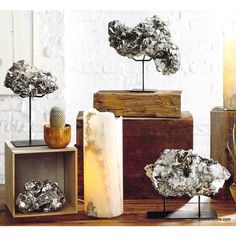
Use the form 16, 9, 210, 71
77, 111, 193, 199
94, 90, 181, 118
211, 107, 236, 200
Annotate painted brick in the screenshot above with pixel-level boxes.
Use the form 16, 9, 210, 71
1, 10, 236, 184
0, 11, 64, 184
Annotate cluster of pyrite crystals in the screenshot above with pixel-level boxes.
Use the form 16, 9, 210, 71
145, 149, 231, 197
16, 180, 65, 213
108, 15, 180, 75
4, 60, 58, 98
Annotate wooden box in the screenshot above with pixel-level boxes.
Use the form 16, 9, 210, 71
77, 111, 193, 199
5, 142, 78, 218
211, 107, 236, 200
94, 90, 181, 118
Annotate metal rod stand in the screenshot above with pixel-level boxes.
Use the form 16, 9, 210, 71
198, 195, 201, 218
147, 195, 218, 220
133, 56, 152, 91
11, 93, 46, 147
29, 93, 32, 145
164, 196, 166, 216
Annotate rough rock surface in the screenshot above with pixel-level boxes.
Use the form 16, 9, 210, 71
4, 60, 58, 98
108, 15, 180, 75
16, 180, 65, 213
145, 149, 231, 197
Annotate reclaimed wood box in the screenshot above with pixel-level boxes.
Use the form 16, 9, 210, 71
5, 142, 78, 218
77, 111, 193, 199
211, 107, 236, 200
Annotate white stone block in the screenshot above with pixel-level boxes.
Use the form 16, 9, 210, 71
83, 109, 123, 218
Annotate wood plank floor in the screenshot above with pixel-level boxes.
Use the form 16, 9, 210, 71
1, 184, 236, 226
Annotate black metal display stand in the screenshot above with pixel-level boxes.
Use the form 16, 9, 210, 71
132, 56, 154, 92
147, 195, 218, 220
11, 93, 46, 147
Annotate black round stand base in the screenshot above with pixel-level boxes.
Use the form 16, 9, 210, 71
147, 209, 218, 220
11, 140, 46, 148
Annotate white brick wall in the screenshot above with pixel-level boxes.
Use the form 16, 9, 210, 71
1, 10, 236, 184
64, 10, 236, 159
0, 11, 64, 183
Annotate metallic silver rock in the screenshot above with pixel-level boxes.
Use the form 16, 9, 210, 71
145, 149, 231, 197
4, 60, 58, 98
16, 180, 65, 213
108, 15, 180, 75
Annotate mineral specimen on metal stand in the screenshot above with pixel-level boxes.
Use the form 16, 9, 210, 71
16, 180, 65, 213
108, 15, 180, 75
4, 60, 58, 98
145, 149, 231, 197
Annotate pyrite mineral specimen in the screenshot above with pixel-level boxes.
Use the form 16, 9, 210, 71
108, 15, 180, 75
145, 149, 231, 197
16, 180, 65, 213
4, 60, 58, 98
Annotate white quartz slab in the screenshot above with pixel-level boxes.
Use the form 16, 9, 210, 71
83, 109, 123, 218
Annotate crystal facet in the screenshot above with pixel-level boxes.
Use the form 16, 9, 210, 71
4, 60, 58, 98
16, 180, 65, 213
108, 15, 180, 75
145, 149, 231, 197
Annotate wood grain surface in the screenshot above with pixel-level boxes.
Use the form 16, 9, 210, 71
0, 186, 235, 226
4, 142, 78, 218
211, 107, 236, 200
77, 111, 193, 199
44, 124, 71, 149
94, 90, 181, 118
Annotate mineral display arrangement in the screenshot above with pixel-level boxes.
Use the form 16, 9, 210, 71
108, 15, 180, 75
145, 149, 231, 197
4, 60, 58, 98
16, 180, 66, 213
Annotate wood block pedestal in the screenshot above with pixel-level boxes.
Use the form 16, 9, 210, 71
211, 107, 236, 200
5, 142, 78, 218
77, 111, 193, 199
94, 90, 181, 118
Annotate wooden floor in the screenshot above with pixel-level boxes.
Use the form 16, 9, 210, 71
1, 184, 236, 226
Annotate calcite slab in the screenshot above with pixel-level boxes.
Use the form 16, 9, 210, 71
83, 109, 123, 218
145, 149, 231, 197
108, 15, 180, 75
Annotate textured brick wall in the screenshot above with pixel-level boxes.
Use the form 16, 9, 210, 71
65, 10, 235, 159
66, 11, 236, 160
1, 10, 236, 184
0, 11, 64, 183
